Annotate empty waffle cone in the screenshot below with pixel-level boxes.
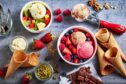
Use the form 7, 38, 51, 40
5, 50, 28, 79
5, 52, 39, 68
97, 45, 115, 75
95, 28, 126, 62
22, 52, 39, 67
105, 47, 126, 77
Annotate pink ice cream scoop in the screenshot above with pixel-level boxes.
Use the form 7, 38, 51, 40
77, 42, 94, 59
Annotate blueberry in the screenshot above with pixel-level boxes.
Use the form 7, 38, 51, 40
71, 55, 74, 59
80, 60, 84, 63
86, 38, 91, 41
73, 55, 78, 59
65, 32, 69, 36
69, 30, 73, 34
71, 59, 74, 62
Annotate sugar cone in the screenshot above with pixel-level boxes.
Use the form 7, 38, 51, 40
22, 52, 39, 67
5, 50, 28, 79
105, 47, 126, 77
5, 52, 39, 68
97, 45, 115, 75
95, 28, 126, 62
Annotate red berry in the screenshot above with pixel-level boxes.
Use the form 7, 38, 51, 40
28, 23, 35, 29
46, 9, 51, 16
28, 18, 32, 21
86, 33, 92, 38
68, 45, 77, 54
54, 8, 62, 15
65, 37, 72, 46
33, 39, 45, 50
61, 36, 67, 43
0, 69, 6, 77
63, 9, 71, 16
59, 43, 65, 52
74, 58, 79, 63
63, 47, 72, 55
73, 28, 78, 32
55, 15, 62, 22
45, 18, 50, 26
40, 32, 53, 43
22, 73, 32, 84
64, 54, 71, 61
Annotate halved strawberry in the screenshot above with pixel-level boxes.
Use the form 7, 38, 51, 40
22, 73, 32, 84
46, 9, 51, 16
64, 54, 71, 61
65, 37, 72, 46
33, 39, 45, 50
23, 16, 27, 21
73, 28, 78, 32
63, 47, 72, 55
45, 18, 50, 26
61, 36, 67, 43
68, 45, 77, 54
40, 32, 53, 43
59, 43, 65, 52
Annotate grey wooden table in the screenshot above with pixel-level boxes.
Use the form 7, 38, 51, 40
0, 0, 126, 84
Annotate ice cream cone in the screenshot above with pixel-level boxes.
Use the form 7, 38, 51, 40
97, 45, 115, 75
22, 52, 39, 67
5, 52, 39, 68
95, 28, 126, 62
105, 47, 126, 77
5, 50, 28, 79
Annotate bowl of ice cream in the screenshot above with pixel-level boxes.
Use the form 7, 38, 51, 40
57, 26, 97, 65
9, 36, 28, 52
71, 4, 90, 22
20, 1, 52, 33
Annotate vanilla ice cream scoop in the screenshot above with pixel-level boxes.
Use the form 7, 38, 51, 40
29, 3, 46, 19
72, 4, 90, 22
71, 31, 86, 45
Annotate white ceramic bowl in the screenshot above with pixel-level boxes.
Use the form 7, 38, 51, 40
20, 1, 52, 33
57, 26, 97, 66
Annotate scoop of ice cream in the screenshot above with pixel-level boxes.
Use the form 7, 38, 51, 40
77, 42, 94, 59
29, 3, 46, 19
71, 31, 86, 45
71, 4, 89, 22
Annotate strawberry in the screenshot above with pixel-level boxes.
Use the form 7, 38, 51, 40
54, 8, 62, 15
22, 73, 32, 84
23, 16, 27, 21
68, 45, 77, 54
74, 58, 79, 63
63, 47, 72, 55
46, 9, 51, 16
0, 69, 6, 77
33, 39, 45, 50
55, 15, 62, 22
65, 37, 72, 46
63, 9, 71, 16
73, 28, 78, 32
61, 36, 67, 43
59, 43, 65, 52
45, 18, 50, 26
64, 54, 71, 61
40, 32, 53, 43
85, 33, 92, 38
28, 23, 35, 29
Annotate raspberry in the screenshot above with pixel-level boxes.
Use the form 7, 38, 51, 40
59, 43, 65, 52
55, 15, 63, 22
63, 9, 71, 16
54, 8, 62, 15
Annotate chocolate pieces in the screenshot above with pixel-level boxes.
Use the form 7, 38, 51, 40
67, 67, 103, 84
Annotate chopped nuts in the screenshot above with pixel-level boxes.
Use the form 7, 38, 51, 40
104, 2, 110, 9
88, 0, 96, 6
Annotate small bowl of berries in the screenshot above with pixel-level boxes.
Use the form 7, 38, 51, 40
57, 26, 97, 65
20, 1, 52, 33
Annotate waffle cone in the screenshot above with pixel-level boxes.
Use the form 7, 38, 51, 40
5, 50, 28, 79
5, 52, 39, 68
105, 47, 126, 77
97, 45, 115, 75
95, 28, 126, 62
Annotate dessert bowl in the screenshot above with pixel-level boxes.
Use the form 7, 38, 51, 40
57, 26, 97, 66
20, 1, 52, 33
